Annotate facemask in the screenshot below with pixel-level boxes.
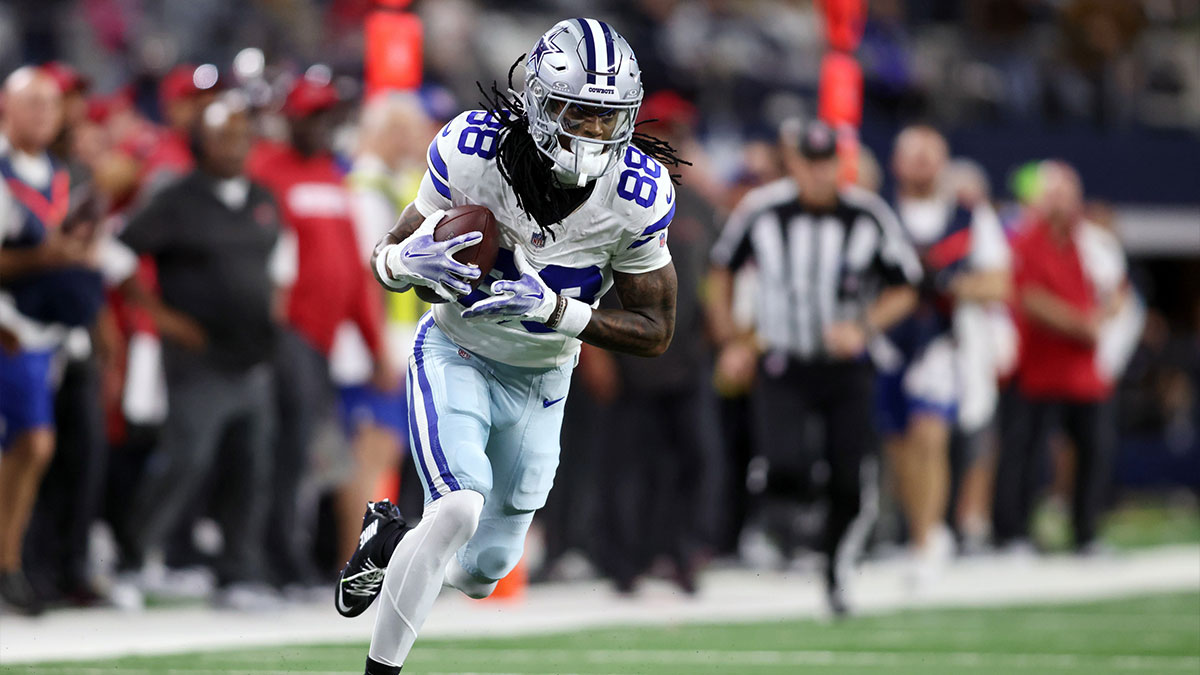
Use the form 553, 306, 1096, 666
551, 138, 610, 187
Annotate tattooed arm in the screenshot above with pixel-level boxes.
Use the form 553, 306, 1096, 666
579, 262, 677, 358
369, 203, 426, 289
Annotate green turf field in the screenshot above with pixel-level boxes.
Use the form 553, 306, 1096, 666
1040, 499, 1200, 552
6, 591, 1198, 674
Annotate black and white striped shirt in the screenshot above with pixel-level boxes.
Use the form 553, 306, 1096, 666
711, 179, 922, 360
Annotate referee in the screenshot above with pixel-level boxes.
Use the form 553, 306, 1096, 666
708, 120, 921, 614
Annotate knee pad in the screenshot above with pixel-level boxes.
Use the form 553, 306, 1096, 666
445, 557, 498, 600
470, 544, 522, 584
458, 511, 533, 584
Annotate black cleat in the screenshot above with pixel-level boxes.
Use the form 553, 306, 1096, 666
335, 500, 407, 618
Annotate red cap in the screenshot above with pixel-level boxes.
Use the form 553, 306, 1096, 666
85, 97, 111, 124
41, 62, 89, 94
638, 90, 697, 135
160, 64, 220, 108
87, 88, 135, 124
283, 78, 340, 118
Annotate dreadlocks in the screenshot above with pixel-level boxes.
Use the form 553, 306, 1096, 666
477, 56, 690, 239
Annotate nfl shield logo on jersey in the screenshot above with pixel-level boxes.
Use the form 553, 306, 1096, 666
530, 230, 546, 249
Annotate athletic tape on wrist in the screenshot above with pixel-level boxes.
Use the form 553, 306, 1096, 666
375, 246, 411, 291
553, 297, 592, 338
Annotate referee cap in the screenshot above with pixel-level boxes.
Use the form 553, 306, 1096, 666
798, 119, 838, 160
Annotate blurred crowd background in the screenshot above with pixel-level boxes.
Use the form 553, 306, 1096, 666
0, 0, 1196, 615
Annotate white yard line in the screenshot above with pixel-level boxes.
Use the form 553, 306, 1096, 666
412, 647, 1200, 671
30, 650, 1200, 674
22, 671, 363, 675
27, 669, 623, 675
0, 545, 1197, 665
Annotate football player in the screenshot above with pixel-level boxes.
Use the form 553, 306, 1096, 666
334, 19, 684, 674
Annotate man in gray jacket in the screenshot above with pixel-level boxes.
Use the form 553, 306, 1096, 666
117, 93, 294, 608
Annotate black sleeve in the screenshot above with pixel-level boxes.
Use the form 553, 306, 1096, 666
865, 206, 922, 288
119, 192, 173, 255
710, 205, 756, 271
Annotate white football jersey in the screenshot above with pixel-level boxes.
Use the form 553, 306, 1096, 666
411, 110, 675, 368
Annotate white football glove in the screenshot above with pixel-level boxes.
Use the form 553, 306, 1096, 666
376, 209, 482, 303
459, 247, 556, 323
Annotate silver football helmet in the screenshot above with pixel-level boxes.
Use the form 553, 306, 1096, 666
524, 18, 643, 186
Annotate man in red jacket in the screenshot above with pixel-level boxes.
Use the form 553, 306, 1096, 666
247, 77, 389, 590
992, 161, 1127, 554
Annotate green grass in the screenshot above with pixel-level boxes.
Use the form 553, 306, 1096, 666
1101, 500, 1200, 550
6, 592, 1198, 674
1033, 497, 1200, 552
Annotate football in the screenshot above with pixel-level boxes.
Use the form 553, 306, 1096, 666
414, 205, 500, 304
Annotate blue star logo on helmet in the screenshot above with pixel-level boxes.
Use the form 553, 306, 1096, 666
528, 27, 566, 73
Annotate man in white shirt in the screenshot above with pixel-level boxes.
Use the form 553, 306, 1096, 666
882, 126, 1011, 585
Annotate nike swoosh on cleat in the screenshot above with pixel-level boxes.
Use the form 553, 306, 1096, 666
542, 396, 566, 408
335, 588, 353, 614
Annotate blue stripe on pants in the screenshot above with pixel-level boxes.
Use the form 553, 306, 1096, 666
405, 366, 439, 498
413, 315, 461, 494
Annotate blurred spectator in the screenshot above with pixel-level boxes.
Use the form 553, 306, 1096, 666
992, 161, 1128, 554
116, 93, 288, 607
1049, 0, 1146, 127
0, 66, 136, 614
95, 70, 217, 546
944, 158, 1014, 550
0, 68, 71, 617
332, 93, 430, 563
23, 195, 112, 608
42, 61, 90, 178
860, 0, 925, 124
18, 61, 105, 608
880, 125, 1010, 583
247, 76, 386, 589
136, 63, 220, 195
707, 119, 921, 614
588, 91, 721, 594
115, 63, 222, 573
